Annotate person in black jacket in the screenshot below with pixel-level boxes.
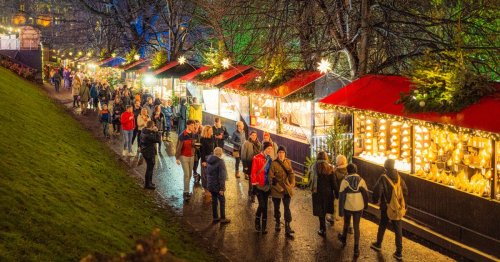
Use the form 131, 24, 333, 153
370, 159, 408, 261
213, 117, 229, 149
140, 120, 161, 190
206, 147, 230, 224
177, 98, 187, 135
310, 151, 338, 237
200, 125, 215, 198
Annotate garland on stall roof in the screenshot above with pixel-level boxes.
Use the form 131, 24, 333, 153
319, 103, 500, 140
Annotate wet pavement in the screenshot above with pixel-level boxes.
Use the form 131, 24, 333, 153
42, 84, 456, 262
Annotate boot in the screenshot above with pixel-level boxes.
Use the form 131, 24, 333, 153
261, 218, 268, 234
275, 221, 281, 232
255, 216, 261, 232
235, 171, 240, 178
285, 222, 294, 237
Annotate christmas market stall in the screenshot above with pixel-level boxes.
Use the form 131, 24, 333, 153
223, 70, 350, 172
151, 61, 196, 101
320, 75, 500, 259
179, 65, 252, 134
122, 58, 149, 90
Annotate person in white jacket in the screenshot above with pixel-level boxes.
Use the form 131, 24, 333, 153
338, 163, 368, 258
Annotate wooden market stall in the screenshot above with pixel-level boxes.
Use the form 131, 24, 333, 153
152, 61, 196, 100
320, 75, 500, 260
122, 58, 149, 90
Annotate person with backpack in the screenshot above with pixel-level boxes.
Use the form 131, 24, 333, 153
140, 120, 161, 190
338, 163, 368, 258
206, 147, 231, 224
370, 159, 408, 261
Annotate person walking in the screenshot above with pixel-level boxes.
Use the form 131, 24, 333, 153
207, 147, 230, 224
72, 75, 81, 108
338, 163, 368, 258
230, 121, 245, 178
241, 131, 261, 200
269, 146, 295, 237
90, 81, 99, 111
111, 96, 124, 135
122, 89, 132, 107
144, 97, 155, 118
262, 132, 278, 160
213, 117, 228, 149
136, 108, 150, 151
310, 151, 338, 237
188, 97, 202, 122
131, 100, 142, 147
79, 79, 90, 115
332, 155, 348, 224
192, 120, 203, 183
177, 98, 187, 134
152, 105, 165, 154
53, 70, 62, 93
370, 159, 408, 261
98, 103, 111, 138
140, 120, 161, 190
251, 142, 274, 234
161, 99, 174, 141
176, 120, 197, 201
200, 125, 215, 200
120, 105, 136, 156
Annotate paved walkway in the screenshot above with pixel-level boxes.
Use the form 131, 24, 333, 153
41, 84, 457, 262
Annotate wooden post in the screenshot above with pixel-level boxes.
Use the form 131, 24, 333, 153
276, 99, 282, 134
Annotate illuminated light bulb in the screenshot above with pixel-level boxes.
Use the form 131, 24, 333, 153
422, 127, 428, 132
379, 132, 386, 137
366, 133, 372, 137
379, 146, 386, 150
366, 139, 372, 143
391, 128, 398, 133
415, 149, 422, 155
380, 125, 386, 130
415, 126, 422, 132
424, 142, 429, 147
402, 123, 409, 128
379, 138, 385, 143
366, 119, 372, 124
380, 119, 387, 123
402, 152, 409, 157
438, 148, 444, 156
402, 130, 409, 135
416, 158, 422, 163
391, 142, 397, 147
424, 135, 429, 140
366, 126, 372, 130
447, 159, 453, 166
402, 137, 409, 143
402, 144, 409, 150
416, 134, 422, 141
366, 145, 372, 150
391, 135, 397, 140
392, 121, 401, 126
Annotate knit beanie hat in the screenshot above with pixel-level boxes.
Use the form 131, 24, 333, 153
384, 159, 395, 170
277, 145, 286, 154
347, 163, 357, 174
263, 141, 273, 150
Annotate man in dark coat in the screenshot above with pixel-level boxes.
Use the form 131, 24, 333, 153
140, 120, 161, 189
213, 117, 229, 149
370, 159, 408, 261
206, 147, 230, 224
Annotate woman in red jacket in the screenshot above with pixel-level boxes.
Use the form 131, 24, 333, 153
251, 142, 274, 233
120, 105, 136, 156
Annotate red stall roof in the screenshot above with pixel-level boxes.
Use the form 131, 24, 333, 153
153, 61, 179, 75
223, 70, 324, 98
319, 75, 500, 134
180, 66, 210, 81
202, 65, 252, 86
122, 58, 148, 71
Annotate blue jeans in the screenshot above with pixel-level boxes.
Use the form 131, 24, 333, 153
122, 130, 134, 152
211, 192, 226, 219
102, 122, 109, 137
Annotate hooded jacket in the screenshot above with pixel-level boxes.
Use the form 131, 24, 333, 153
188, 103, 202, 122
372, 168, 408, 211
339, 173, 368, 215
206, 155, 227, 192
140, 128, 161, 158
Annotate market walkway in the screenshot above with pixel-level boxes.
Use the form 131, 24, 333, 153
41, 84, 457, 262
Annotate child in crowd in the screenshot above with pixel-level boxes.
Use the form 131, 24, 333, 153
99, 104, 111, 138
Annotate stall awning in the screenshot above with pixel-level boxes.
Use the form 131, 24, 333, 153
153, 61, 179, 75
223, 70, 324, 99
202, 65, 252, 86
122, 59, 148, 71
179, 66, 210, 81
319, 75, 500, 134
99, 57, 125, 67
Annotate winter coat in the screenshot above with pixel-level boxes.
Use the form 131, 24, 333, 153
175, 130, 197, 160
311, 162, 338, 217
79, 83, 90, 102
268, 158, 295, 198
137, 114, 150, 131
144, 103, 155, 118
213, 125, 229, 148
334, 166, 348, 198
99, 109, 111, 123
161, 106, 173, 128
206, 155, 227, 192
251, 153, 272, 191
188, 103, 202, 122
120, 111, 135, 131
339, 173, 368, 215
90, 84, 99, 99
200, 137, 215, 163
140, 128, 161, 158
152, 111, 165, 131
241, 139, 261, 162
230, 130, 246, 150
121, 94, 132, 106
72, 79, 81, 96
372, 169, 408, 211
112, 102, 125, 124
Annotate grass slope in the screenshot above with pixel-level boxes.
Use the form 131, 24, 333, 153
0, 67, 211, 261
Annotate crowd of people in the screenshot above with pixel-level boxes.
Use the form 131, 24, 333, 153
53, 73, 409, 260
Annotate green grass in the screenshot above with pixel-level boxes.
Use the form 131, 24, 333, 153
0, 67, 212, 261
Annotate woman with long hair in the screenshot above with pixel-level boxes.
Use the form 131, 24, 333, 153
310, 151, 338, 237
200, 125, 215, 200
